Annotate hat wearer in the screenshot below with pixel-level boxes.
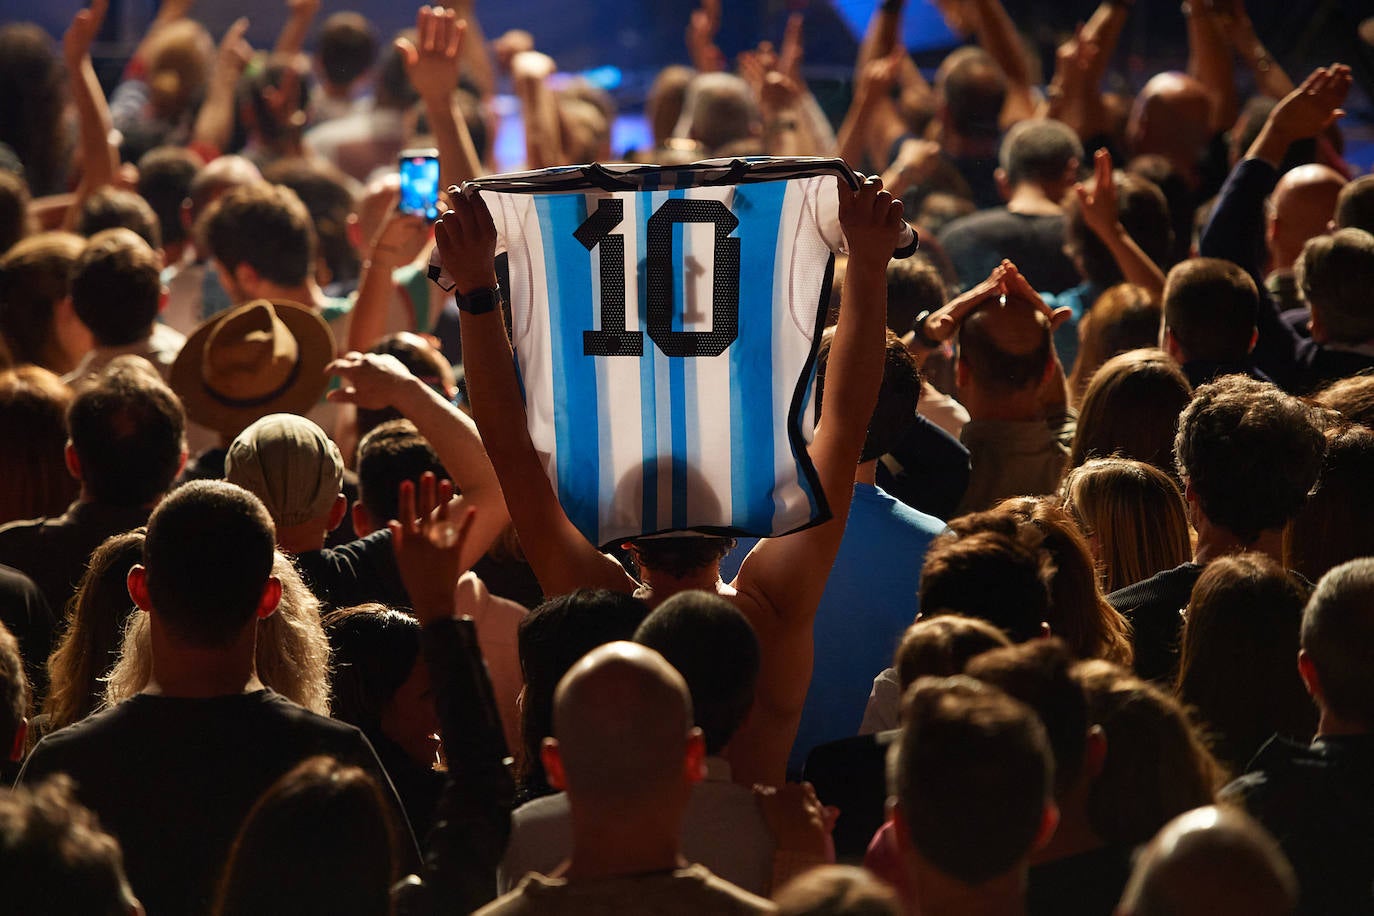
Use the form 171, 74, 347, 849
225, 413, 344, 528
169, 299, 335, 439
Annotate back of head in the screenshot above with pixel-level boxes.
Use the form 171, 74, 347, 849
1163, 258, 1259, 363
957, 295, 1051, 396
1127, 72, 1213, 160
68, 357, 186, 507
1178, 554, 1315, 769
817, 328, 921, 461
1301, 557, 1374, 731
213, 756, 398, 916
1297, 227, 1374, 344
633, 590, 759, 756
323, 604, 420, 735
358, 333, 457, 440
1072, 660, 1221, 845
136, 146, 203, 252
884, 258, 947, 338
0, 365, 76, 523
893, 677, 1052, 884
1118, 806, 1297, 916
1335, 174, 1374, 234
143, 480, 276, 648
0, 619, 27, 760
225, 413, 344, 530
1072, 348, 1192, 473
518, 590, 651, 790
0, 231, 84, 367
1175, 375, 1326, 543
627, 535, 735, 580
1311, 372, 1374, 428
356, 419, 445, 527
74, 187, 162, 251
0, 169, 34, 255
1062, 458, 1192, 594
375, 35, 419, 110
647, 65, 695, 148
939, 48, 1006, 142
680, 72, 760, 153
1069, 283, 1162, 399
773, 865, 901, 916
999, 119, 1082, 189
262, 159, 360, 291
72, 229, 162, 348
894, 614, 1012, 691
187, 155, 263, 218
920, 514, 1052, 643
1065, 172, 1172, 288
318, 13, 378, 88
1285, 424, 1374, 582
0, 775, 139, 916
0, 24, 65, 196
200, 182, 316, 289
551, 641, 695, 806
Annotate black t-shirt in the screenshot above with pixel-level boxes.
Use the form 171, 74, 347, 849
19, 689, 416, 916
1027, 844, 1134, 916
1107, 562, 1203, 683
938, 208, 1080, 294
294, 529, 413, 611
0, 563, 54, 694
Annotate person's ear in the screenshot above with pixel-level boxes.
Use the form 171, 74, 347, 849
64, 441, 82, 483
127, 565, 153, 612
1297, 649, 1322, 702
256, 576, 283, 620
1248, 326, 1258, 354
10, 717, 27, 762
352, 500, 375, 537
994, 168, 1012, 202
233, 262, 262, 299
1032, 799, 1061, 852
345, 212, 365, 254
542, 738, 567, 790
888, 799, 911, 854
1309, 307, 1328, 344
180, 198, 195, 240
175, 449, 188, 480
684, 727, 706, 784
327, 494, 348, 533
1082, 724, 1107, 782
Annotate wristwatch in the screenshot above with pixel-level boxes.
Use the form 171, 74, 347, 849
457, 286, 502, 315
911, 309, 942, 349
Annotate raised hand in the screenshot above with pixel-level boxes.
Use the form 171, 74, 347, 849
1267, 64, 1352, 142
754, 781, 837, 861
686, 0, 725, 73
327, 351, 418, 410
396, 5, 466, 104
1073, 147, 1120, 240
63, 0, 108, 66
390, 471, 476, 624
837, 176, 906, 266
434, 189, 500, 295
214, 17, 253, 81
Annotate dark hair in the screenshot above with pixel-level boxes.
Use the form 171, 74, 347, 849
376, 34, 420, 110
212, 756, 400, 916
237, 57, 311, 146
136, 146, 202, 249
884, 258, 947, 339
1175, 375, 1326, 543
895, 678, 1052, 883
1064, 172, 1172, 288
43, 530, 145, 732
957, 297, 1051, 394
74, 187, 162, 250
941, 49, 1006, 141
517, 589, 651, 795
816, 328, 921, 462
1162, 258, 1258, 363
1284, 424, 1374, 583
0, 775, 137, 916
0, 366, 77, 524
967, 638, 1088, 796
1067, 283, 1162, 403
633, 590, 760, 755
0, 231, 84, 368
356, 419, 446, 525
1000, 119, 1082, 187
358, 334, 457, 439
0, 169, 34, 255
1301, 558, 1374, 729
319, 13, 378, 87
263, 159, 361, 291
894, 615, 1011, 690
1335, 174, 1374, 234
1072, 348, 1192, 475
628, 536, 735, 580
323, 604, 420, 735
0, 24, 66, 197
919, 515, 1052, 644
1297, 228, 1374, 344
1312, 371, 1374, 428
200, 182, 316, 287
71, 229, 163, 347
0, 619, 27, 758
1177, 554, 1316, 772
143, 480, 276, 648
67, 360, 185, 507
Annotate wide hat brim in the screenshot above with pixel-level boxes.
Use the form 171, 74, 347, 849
169, 299, 336, 438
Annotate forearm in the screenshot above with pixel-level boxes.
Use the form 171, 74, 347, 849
818, 254, 888, 471
1232, 18, 1294, 99
69, 56, 118, 199
191, 70, 240, 155
347, 253, 408, 353
453, 3, 497, 100
1186, 7, 1237, 133
1199, 155, 1278, 283
969, 0, 1036, 126
796, 92, 837, 157
836, 87, 881, 167
515, 73, 563, 169
856, 1, 903, 75
275, 8, 316, 56
1096, 223, 1165, 302
1081, 1, 1128, 85
424, 91, 483, 197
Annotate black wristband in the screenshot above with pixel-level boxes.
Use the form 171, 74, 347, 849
457, 286, 502, 315
880, 0, 904, 13
911, 309, 942, 349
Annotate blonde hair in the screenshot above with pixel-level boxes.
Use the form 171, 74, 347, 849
103, 552, 330, 714
1068, 283, 1162, 406
1062, 457, 1193, 593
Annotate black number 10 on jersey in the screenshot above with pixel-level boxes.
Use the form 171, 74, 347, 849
576, 198, 741, 358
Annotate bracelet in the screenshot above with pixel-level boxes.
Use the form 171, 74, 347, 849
911, 309, 942, 349
766, 118, 799, 133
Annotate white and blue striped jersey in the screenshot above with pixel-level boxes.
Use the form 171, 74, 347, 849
431, 157, 915, 548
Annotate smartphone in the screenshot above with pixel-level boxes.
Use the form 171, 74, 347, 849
398, 148, 441, 220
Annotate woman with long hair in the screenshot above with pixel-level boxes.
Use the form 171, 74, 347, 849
0, 365, 78, 526
1067, 283, 1162, 406
1070, 348, 1193, 475
1283, 424, 1374, 584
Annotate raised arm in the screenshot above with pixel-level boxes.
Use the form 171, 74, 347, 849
273, 0, 319, 56
511, 49, 564, 169
835, 49, 907, 169
968, 0, 1038, 128
1185, 0, 1239, 134
1216, 0, 1295, 100
1073, 148, 1166, 302
190, 18, 252, 157
728, 177, 905, 785
448, 0, 497, 101
395, 5, 484, 195
345, 202, 430, 352
434, 191, 636, 597
62, 0, 119, 218
328, 351, 511, 573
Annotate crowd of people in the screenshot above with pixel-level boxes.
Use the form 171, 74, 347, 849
0, 0, 1372, 912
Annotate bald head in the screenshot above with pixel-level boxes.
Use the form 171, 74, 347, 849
1118, 806, 1296, 916
957, 295, 1052, 396
1128, 72, 1212, 162
549, 641, 698, 806
1270, 165, 1346, 268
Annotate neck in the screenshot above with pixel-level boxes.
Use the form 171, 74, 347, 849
912, 858, 1027, 916
1006, 184, 1064, 217
638, 563, 728, 604
855, 459, 877, 486
146, 615, 262, 698
1192, 519, 1283, 565
563, 800, 687, 882
1031, 796, 1101, 864
276, 518, 330, 554
1315, 709, 1371, 739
